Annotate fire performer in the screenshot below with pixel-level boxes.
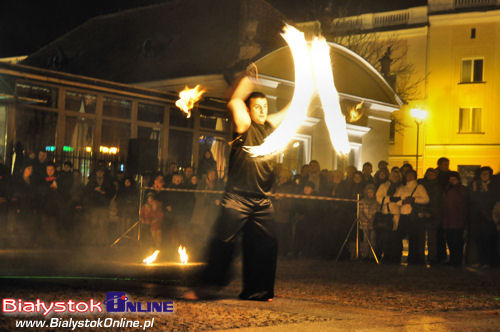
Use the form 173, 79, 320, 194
186, 75, 289, 301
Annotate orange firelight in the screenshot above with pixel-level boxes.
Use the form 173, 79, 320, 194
175, 85, 206, 118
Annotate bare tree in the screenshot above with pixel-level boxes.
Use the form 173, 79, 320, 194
325, 26, 424, 104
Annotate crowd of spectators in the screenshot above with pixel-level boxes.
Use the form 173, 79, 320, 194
273, 157, 500, 268
2, 148, 500, 268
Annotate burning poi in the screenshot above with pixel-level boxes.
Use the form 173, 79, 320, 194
175, 85, 206, 118
142, 250, 160, 265
244, 24, 350, 157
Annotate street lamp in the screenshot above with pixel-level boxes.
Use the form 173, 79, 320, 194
410, 108, 427, 174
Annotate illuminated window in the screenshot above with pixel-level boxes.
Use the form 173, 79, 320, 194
389, 119, 395, 143
461, 59, 483, 83
459, 107, 482, 133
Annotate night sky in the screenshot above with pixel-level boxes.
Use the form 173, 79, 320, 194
0, 0, 424, 58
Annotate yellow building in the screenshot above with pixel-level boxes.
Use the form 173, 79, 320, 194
324, 0, 500, 179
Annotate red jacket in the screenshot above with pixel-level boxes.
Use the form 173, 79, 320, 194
442, 184, 468, 229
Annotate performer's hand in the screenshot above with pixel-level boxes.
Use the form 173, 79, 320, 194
166, 205, 172, 212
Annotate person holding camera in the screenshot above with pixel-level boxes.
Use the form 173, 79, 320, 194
394, 169, 429, 265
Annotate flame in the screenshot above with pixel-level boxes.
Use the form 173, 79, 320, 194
175, 85, 206, 118
142, 250, 160, 265
244, 25, 350, 157
178, 245, 188, 265
244, 24, 315, 157
311, 37, 350, 155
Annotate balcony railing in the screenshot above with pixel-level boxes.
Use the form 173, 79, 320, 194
373, 12, 410, 27
455, 0, 496, 8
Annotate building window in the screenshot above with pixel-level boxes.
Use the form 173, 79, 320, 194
459, 107, 482, 133
168, 130, 193, 168
138, 103, 164, 123
461, 59, 483, 83
65, 91, 96, 114
471, 28, 476, 39
101, 120, 130, 159
15, 82, 58, 108
64, 116, 95, 152
198, 135, 228, 179
103, 97, 131, 119
15, 106, 58, 152
199, 108, 230, 132
169, 106, 193, 128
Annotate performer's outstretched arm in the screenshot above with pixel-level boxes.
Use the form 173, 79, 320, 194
227, 77, 253, 134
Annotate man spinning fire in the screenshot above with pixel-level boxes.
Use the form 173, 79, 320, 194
185, 75, 289, 301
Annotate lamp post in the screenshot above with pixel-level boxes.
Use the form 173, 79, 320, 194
410, 108, 427, 175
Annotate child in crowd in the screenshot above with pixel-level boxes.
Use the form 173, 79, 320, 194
140, 192, 164, 249
359, 184, 378, 260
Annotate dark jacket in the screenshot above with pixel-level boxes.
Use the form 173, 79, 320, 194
86, 175, 115, 208
421, 178, 443, 226
442, 184, 468, 229
469, 180, 496, 225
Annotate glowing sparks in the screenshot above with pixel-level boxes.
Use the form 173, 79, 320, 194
175, 85, 206, 118
244, 24, 350, 157
244, 24, 315, 157
311, 37, 350, 155
178, 245, 188, 265
142, 250, 160, 265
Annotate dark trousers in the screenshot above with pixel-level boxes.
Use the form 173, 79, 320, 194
376, 228, 401, 264
435, 226, 447, 263
424, 219, 440, 263
398, 215, 425, 264
444, 228, 464, 266
202, 192, 277, 299
475, 222, 498, 266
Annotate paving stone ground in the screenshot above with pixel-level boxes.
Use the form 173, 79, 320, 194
1, 257, 500, 331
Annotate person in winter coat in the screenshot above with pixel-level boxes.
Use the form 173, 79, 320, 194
85, 167, 115, 245
38, 163, 62, 246
469, 166, 498, 267
375, 168, 403, 263
373, 168, 389, 190
420, 168, 445, 265
198, 149, 217, 182
11, 163, 38, 246
140, 192, 164, 249
116, 176, 139, 234
395, 169, 430, 265
292, 182, 320, 257
442, 172, 468, 266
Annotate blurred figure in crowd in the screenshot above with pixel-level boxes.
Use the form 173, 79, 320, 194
442, 172, 467, 266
